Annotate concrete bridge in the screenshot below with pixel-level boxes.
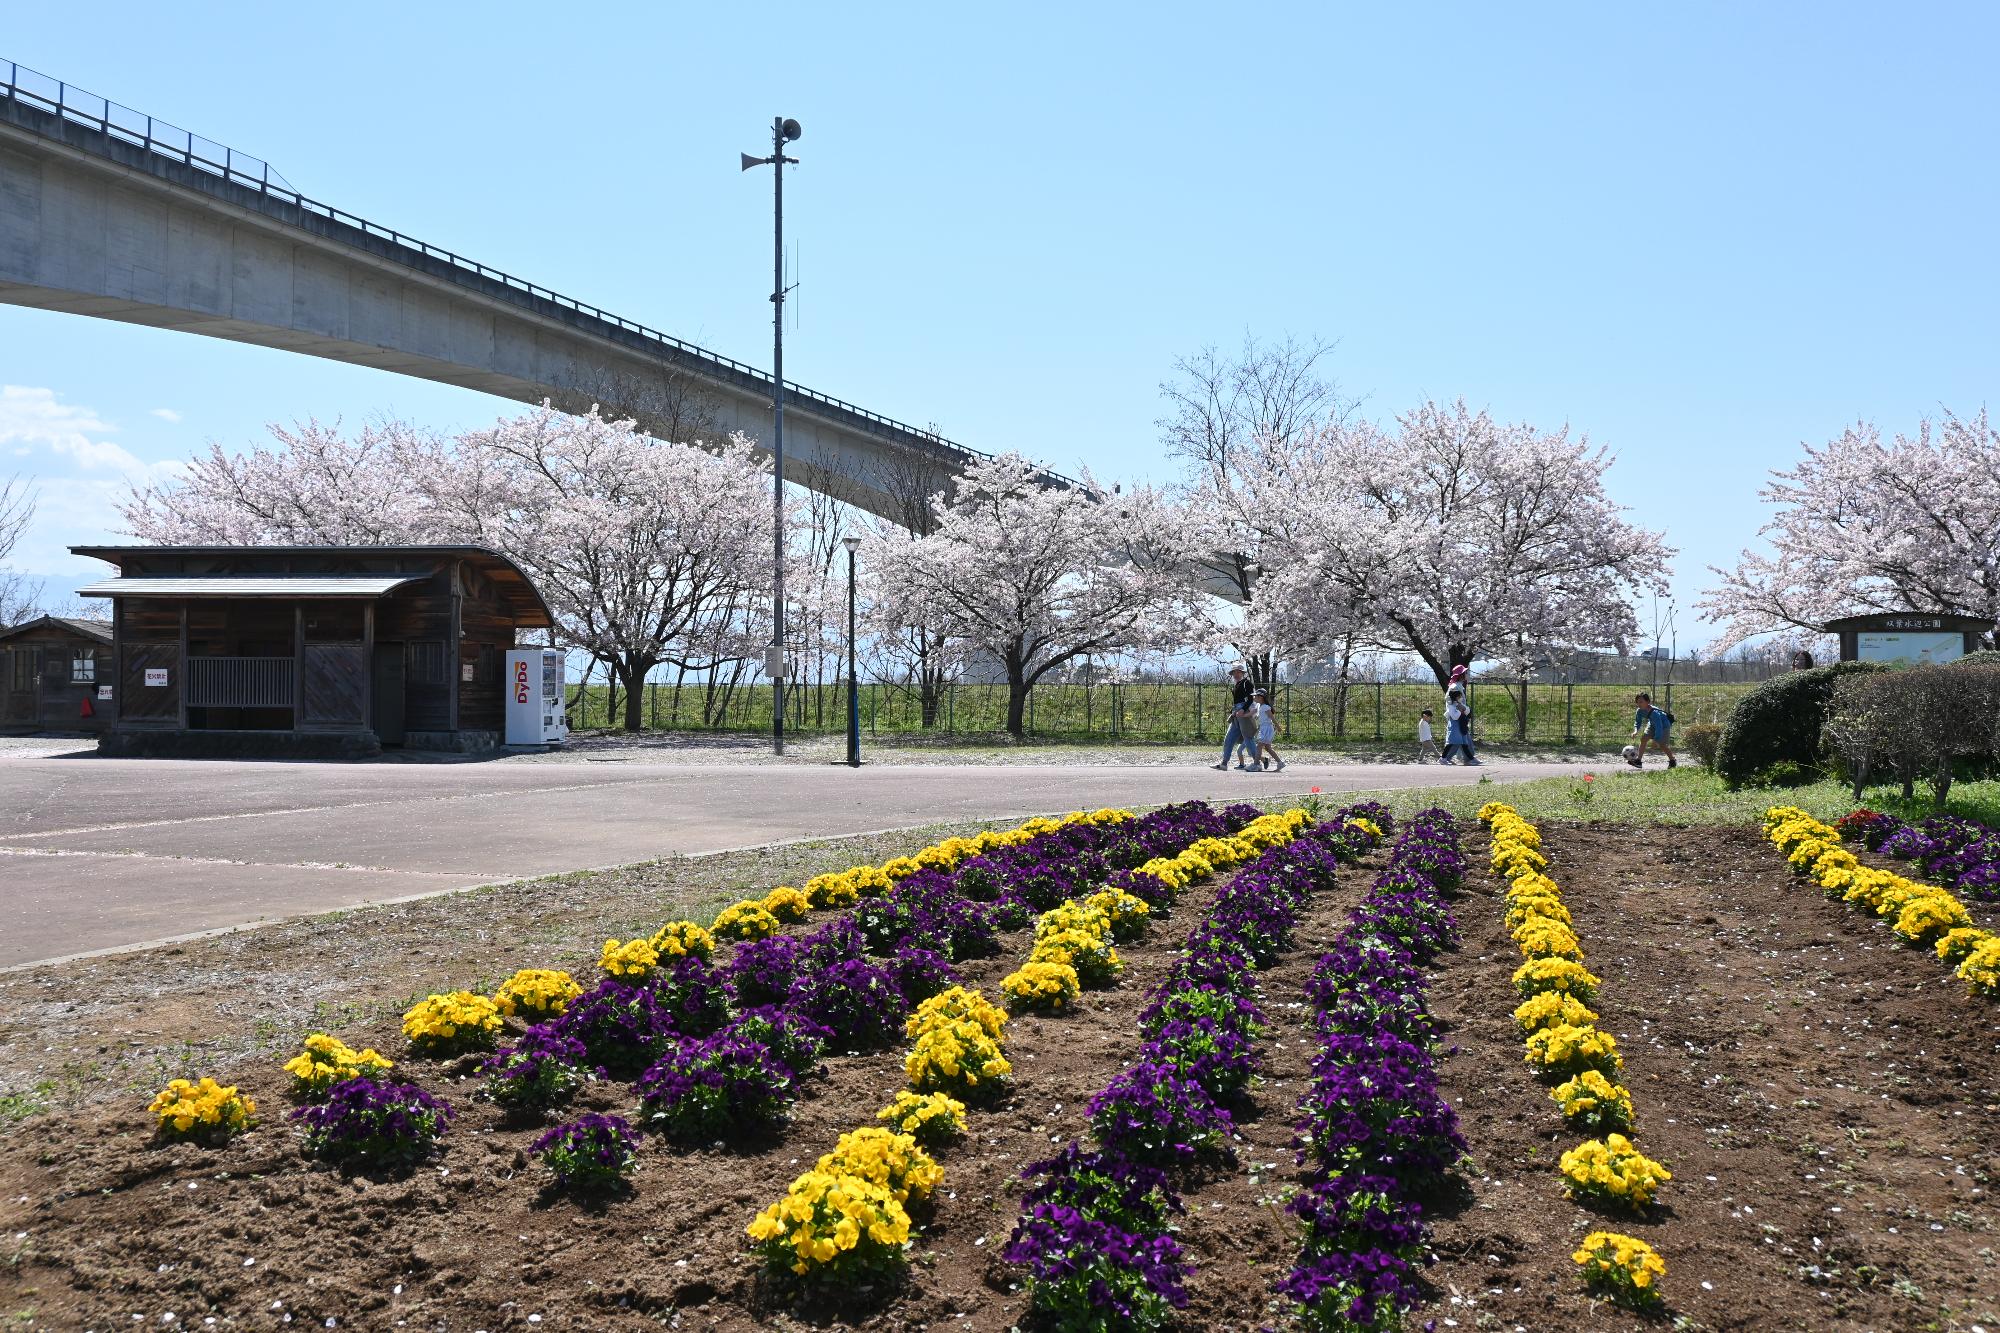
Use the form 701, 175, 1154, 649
0, 59, 1031, 522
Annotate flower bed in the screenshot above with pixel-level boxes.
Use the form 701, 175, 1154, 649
1279, 807, 1465, 1333
1003, 803, 1392, 1331
1478, 802, 1671, 1310
1766, 807, 1998, 998
736, 802, 1250, 1300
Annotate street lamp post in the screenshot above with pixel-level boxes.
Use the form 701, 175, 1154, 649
843, 535, 862, 767
742, 116, 802, 755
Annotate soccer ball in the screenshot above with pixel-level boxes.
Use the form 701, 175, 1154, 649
1621, 745, 1640, 765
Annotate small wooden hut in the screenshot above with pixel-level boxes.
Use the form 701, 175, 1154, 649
73, 545, 554, 757
0, 615, 113, 734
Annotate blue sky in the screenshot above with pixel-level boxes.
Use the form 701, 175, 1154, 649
4, 3, 1996, 648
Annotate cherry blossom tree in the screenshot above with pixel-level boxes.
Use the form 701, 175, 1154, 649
450, 406, 776, 732
1242, 399, 1672, 686
1159, 333, 1349, 682
121, 404, 778, 732
870, 452, 1202, 739
1700, 410, 2000, 651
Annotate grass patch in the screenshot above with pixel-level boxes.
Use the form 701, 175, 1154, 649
1306, 766, 2000, 827
0, 1080, 52, 1127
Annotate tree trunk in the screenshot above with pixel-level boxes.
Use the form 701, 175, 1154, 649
615, 657, 654, 733
1005, 657, 1030, 741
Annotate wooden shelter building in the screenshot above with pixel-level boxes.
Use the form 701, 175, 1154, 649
0, 615, 113, 734
73, 545, 554, 757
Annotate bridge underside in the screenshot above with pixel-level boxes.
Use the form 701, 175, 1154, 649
0, 110, 958, 522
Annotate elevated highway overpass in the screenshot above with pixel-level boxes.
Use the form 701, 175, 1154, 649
0, 58, 1042, 522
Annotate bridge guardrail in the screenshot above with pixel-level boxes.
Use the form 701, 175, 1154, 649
0, 57, 1083, 488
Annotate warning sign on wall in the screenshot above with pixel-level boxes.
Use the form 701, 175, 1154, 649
143, 668, 168, 687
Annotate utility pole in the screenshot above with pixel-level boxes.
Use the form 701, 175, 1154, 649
742, 117, 802, 755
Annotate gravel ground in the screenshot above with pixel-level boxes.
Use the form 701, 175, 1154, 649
0, 815, 1034, 1113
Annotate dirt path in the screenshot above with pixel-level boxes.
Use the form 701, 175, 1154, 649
1419, 822, 2000, 1333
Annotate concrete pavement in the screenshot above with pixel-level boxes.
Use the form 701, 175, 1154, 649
0, 748, 1574, 968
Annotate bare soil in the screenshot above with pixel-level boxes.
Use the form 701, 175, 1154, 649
0, 840, 1372, 1333
3, 821, 1996, 1332
1416, 822, 2000, 1333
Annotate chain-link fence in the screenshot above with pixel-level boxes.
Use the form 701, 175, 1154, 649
567, 675, 1754, 745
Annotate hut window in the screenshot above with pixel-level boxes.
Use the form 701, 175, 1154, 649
408, 641, 448, 685
10, 650, 30, 691
71, 649, 96, 684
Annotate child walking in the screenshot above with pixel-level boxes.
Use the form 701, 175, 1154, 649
1418, 708, 1438, 763
1252, 689, 1284, 772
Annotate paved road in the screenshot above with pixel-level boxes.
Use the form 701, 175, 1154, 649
0, 746, 1574, 968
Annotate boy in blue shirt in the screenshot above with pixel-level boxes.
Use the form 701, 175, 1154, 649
1629, 692, 1677, 769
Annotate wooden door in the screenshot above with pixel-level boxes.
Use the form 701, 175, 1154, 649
372, 643, 406, 744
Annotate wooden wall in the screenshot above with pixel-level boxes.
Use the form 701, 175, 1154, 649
0, 627, 108, 732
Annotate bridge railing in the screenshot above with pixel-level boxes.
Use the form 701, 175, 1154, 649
0, 57, 1082, 489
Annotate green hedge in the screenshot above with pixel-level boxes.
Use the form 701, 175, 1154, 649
1714, 661, 1887, 788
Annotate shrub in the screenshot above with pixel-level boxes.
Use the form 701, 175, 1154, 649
531, 1113, 641, 1193
814, 1126, 944, 1205
787, 958, 906, 1050
1285, 1173, 1425, 1258
711, 901, 782, 942
723, 1006, 832, 1075
650, 955, 732, 1038
1524, 1023, 1623, 1081
282, 1033, 393, 1100
876, 1090, 968, 1148
635, 1033, 795, 1142
1004, 1207, 1189, 1331
482, 1024, 592, 1114
746, 1169, 911, 1283
1714, 660, 1884, 787
884, 944, 957, 1004
905, 1019, 1012, 1102
648, 920, 716, 961
1825, 664, 2000, 803
1558, 1133, 1671, 1208
401, 991, 504, 1056
760, 886, 813, 922
907, 985, 1008, 1042
293, 1079, 452, 1166
1573, 1230, 1666, 1309
149, 1077, 255, 1140
1001, 960, 1081, 1012
547, 977, 680, 1077
599, 936, 660, 980
1680, 722, 1723, 769
1276, 1248, 1422, 1333
1087, 1062, 1234, 1170
1549, 1069, 1634, 1132
727, 934, 804, 1009
492, 968, 582, 1020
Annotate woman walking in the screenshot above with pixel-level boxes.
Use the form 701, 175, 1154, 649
1442, 683, 1480, 765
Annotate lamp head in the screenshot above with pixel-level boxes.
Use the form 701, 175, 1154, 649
841, 535, 862, 554
780, 118, 803, 143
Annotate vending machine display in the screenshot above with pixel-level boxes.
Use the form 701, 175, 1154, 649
504, 648, 569, 746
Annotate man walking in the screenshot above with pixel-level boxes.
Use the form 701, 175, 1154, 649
1630, 692, 1677, 769
1211, 664, 1256, 770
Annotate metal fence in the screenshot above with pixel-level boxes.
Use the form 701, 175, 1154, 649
570, 676, 1754, 745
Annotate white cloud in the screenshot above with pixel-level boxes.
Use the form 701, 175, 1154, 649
0, 386, 185, 587
149, 407, 183, 423
0, 384, 115, 447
